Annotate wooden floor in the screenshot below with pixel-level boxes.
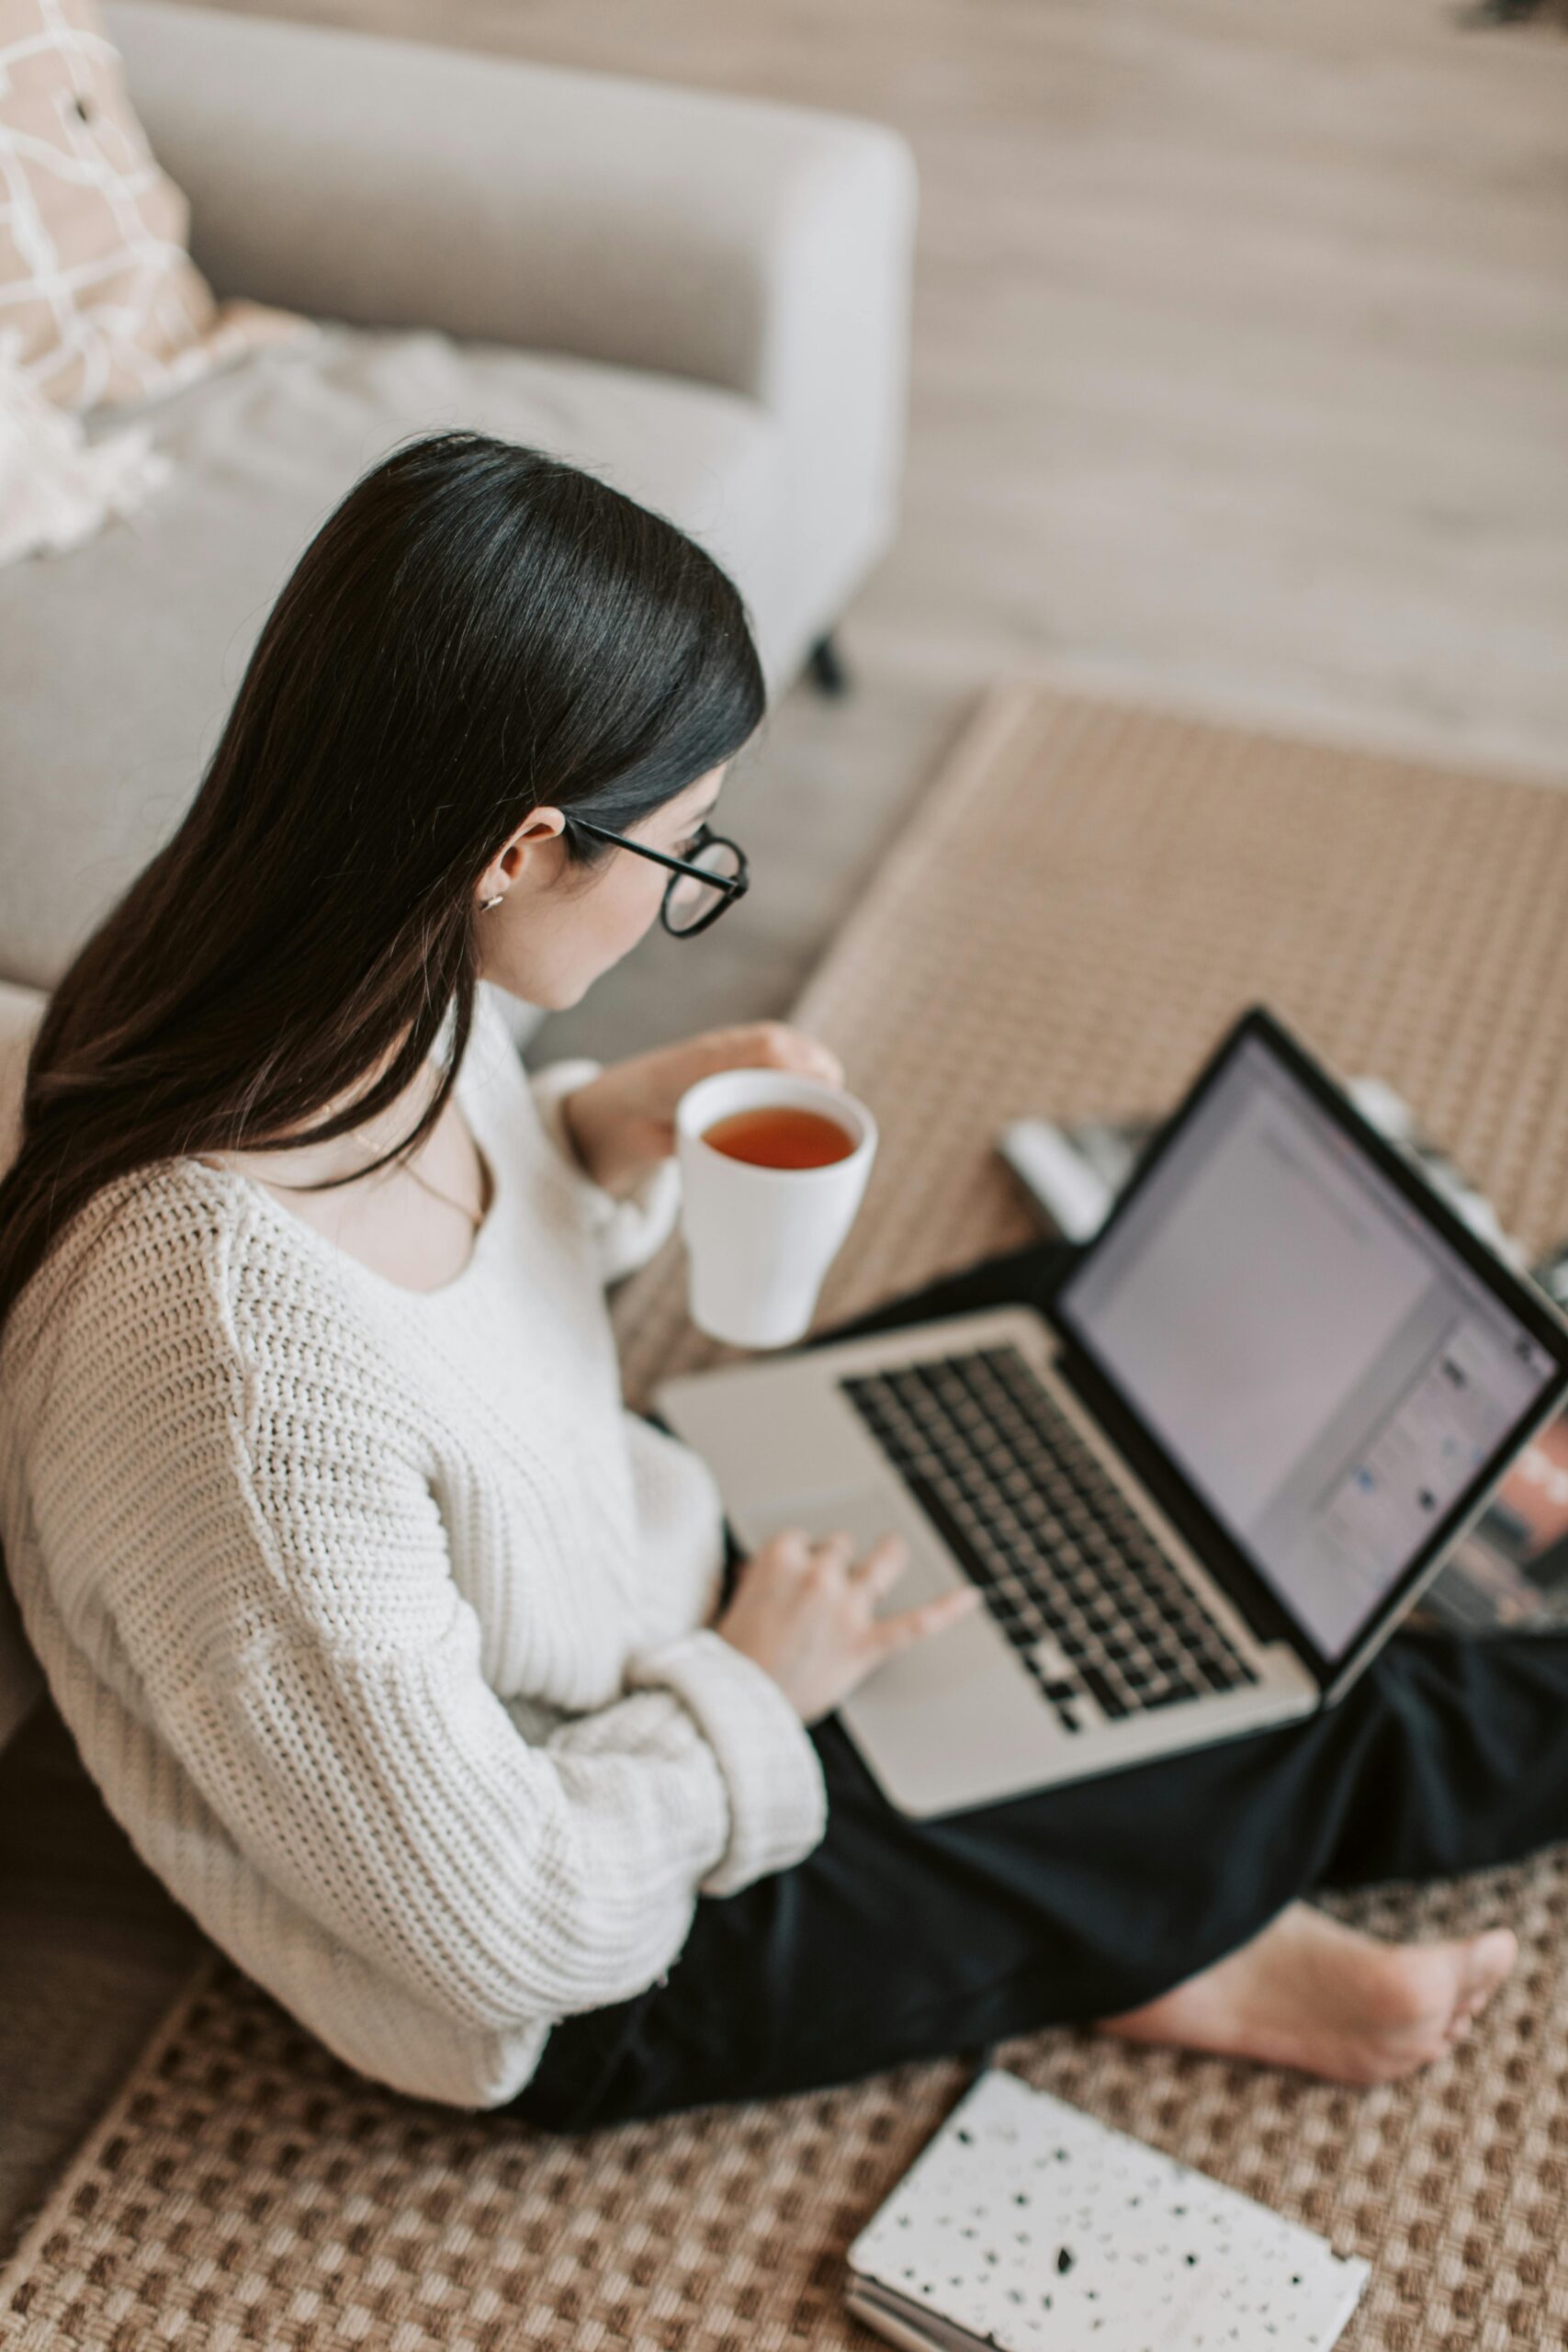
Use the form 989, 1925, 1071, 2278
4, 0, 1566, 2266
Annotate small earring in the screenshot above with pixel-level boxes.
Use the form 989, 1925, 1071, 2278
479, 892, 505, 911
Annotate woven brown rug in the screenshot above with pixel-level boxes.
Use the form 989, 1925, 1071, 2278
8, 684, 1568, 2351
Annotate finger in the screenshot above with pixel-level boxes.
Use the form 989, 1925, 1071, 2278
693, 1024, 844, 1098
848, 1534, 910, 1598
710, 1023, 775, 1065
806, 1529, 857, 1567
681, 1027, 777, 1080
705, 1021, 795, 1069
795, 1032, 845, 1088
790, 1031, 845, 1087
874, 1587, 983, 1649
766, 1526, 814, 1560
742, 1021, 844, 1087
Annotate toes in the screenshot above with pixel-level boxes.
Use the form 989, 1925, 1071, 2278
1461, 1927, 1518, 2012
1477, 1924, 1518, 1971
1435, 1927, 1517, 2049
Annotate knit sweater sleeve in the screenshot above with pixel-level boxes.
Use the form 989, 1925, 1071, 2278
16, 1222, 827, 2041
527, 1057, 682, 1287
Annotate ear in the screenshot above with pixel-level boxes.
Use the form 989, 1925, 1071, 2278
478, 806, 567, 900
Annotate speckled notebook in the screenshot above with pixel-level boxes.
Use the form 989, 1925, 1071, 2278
845, 2067, 1369, 2352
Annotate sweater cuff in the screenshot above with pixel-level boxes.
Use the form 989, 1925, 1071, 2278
527, 1057, 682, 1286
622, 1627, 829, 1897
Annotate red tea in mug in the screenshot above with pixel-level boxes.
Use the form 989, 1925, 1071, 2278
701, 1104, 857, 1170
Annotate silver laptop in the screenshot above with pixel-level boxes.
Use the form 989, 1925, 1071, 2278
654, 1008, 1568, 1815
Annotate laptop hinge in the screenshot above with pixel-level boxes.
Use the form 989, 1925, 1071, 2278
1048, 1334, 1327, 1680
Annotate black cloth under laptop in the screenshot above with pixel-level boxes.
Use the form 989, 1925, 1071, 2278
512, 1229, 1568, 2134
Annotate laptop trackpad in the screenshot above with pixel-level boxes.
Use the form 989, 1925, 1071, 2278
732, 1481, 963, 1611
728, 1478, 1022, 1708
734, 1480, 1061, 1814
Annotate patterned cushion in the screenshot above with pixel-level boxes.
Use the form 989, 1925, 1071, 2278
0, 0, 301, 410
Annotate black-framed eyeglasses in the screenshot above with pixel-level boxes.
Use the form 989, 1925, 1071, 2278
563, 816, 750, 937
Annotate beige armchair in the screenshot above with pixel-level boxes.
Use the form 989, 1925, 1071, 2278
0, 1, 916, 1004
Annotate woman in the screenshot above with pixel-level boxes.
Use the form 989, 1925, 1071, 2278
0, 431, 1552, 2132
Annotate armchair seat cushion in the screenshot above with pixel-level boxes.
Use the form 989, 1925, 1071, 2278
0, 321, 785, 992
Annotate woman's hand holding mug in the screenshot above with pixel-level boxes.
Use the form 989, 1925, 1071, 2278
713, 1527, 981, 1724
559, 1021, 843, 1198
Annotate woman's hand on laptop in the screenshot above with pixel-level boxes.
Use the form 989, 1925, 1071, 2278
713, 1527, 982, 1724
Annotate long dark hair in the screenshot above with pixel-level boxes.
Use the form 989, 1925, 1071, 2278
0, 431, 765, 1340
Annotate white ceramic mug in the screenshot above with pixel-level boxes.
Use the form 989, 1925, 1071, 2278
674, 1069, 878, 1349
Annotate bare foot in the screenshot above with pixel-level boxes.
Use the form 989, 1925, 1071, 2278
1095, 1902, 1517, 2086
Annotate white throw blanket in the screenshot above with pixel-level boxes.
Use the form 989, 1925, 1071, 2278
0, 352, 168, 566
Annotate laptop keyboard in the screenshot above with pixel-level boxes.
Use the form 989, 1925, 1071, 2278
838, 1344, 1258, 1735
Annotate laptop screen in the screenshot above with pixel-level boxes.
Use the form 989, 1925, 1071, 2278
1053, 1023, 1562, 1665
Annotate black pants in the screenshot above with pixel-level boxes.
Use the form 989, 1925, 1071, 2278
510, 1238, 1568, 2133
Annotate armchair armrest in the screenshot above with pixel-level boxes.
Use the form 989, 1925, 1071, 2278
0, 981, 44, 1754
106, 3, 916, 663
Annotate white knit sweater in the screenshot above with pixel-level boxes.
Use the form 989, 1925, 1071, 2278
0, 985, 829, 2109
